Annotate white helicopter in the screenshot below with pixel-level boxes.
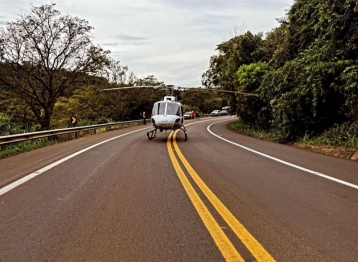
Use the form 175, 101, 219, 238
103, 84, 257, 141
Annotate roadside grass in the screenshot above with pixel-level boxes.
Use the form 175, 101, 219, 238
228, 121, 285, 143
0, 138, 56, 159
228, 121, 358, 151
295, 123, 358, 150
0, 123, 137, 159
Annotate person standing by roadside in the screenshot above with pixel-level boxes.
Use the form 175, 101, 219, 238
142, 111, 146, 125
191, 111, 195, 119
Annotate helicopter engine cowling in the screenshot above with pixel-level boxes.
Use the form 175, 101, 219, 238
151, 115, 182, 130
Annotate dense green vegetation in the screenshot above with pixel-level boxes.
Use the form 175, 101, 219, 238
203, 0, 358, 149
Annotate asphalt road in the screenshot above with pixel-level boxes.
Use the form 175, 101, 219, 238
0, 117, 357, 261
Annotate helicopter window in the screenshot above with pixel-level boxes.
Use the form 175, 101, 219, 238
160, 103, 166, 115
154, 102, 166, 115
167, 102, 181, 116
152, 102, 165, 115
152, 103, 158, 115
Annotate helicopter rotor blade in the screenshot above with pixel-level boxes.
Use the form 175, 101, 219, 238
208, 89, 259, 97
177, 86, 258, 97
102, 84, 165, 91
102, 84, 258, 97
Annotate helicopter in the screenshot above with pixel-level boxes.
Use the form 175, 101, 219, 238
102, 84, 258, 141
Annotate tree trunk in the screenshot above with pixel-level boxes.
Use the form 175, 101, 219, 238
39, 105, 53, 130
40, 116, 51, 130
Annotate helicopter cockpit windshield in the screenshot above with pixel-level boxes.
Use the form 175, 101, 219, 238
166, 102, 181, 116
152, 101, 182, 116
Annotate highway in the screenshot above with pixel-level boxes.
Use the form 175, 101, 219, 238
1, 117, 358, 261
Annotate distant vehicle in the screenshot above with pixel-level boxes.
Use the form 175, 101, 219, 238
211, 110, 221, 116
219, 110, 228, 115
183, 112, 193, 119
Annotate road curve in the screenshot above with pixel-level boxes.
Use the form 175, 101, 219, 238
0, 117, 357, 261
176, 118, 358, 261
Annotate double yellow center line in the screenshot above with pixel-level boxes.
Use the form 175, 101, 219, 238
167, 130, 275, 262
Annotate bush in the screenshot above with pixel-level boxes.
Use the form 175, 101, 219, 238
297, 122, 358, 149
0, 113, 25, 135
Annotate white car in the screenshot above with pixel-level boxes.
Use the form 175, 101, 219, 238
211, 110, 220, 116
219, 110, 228, 115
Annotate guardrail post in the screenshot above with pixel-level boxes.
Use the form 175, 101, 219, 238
1, 144, 5, 151
75, 132, 78, 139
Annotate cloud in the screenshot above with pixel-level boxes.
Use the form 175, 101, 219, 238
117, 47, 214, 86
102, 36, 150, 48
115, 34, 148, 42
0, 0, 289, 86
132, 41, 150, 46
155, 0, 290, 12
102, 42, 119, 47
192, 14, 236, 26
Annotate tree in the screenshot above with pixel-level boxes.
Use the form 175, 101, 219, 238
105, 59, 136, 86
234, 62, 269, 128
0, 3, 111, 130
265, 22, 290, 69
180, 89, 222, 113
258, 0, 358, 139
202, 31, 269, 115
135, 75, 164, 86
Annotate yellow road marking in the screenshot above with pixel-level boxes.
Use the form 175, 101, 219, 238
172, 130, 276, 262
167, 132, 244, 262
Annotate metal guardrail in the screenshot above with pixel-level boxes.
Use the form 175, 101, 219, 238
0, 114, 215, 150
0, 119, 148, 150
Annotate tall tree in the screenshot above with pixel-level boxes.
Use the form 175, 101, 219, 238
105, 59, 136, 86
202, 31, 269, 115
0, 3, 111, 129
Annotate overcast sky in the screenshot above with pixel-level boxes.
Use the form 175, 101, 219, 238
0, 0, 291, 86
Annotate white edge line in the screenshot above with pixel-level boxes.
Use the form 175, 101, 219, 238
0, 127, 151, 196
207, 121, 358, 190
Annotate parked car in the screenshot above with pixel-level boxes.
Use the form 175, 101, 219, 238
184, 112, 193, 119
211, 110, 221, 116
219, 110, 228, 115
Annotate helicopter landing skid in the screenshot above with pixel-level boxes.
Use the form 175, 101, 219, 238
181, 126, 188, 141
147, 129, 157, 140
